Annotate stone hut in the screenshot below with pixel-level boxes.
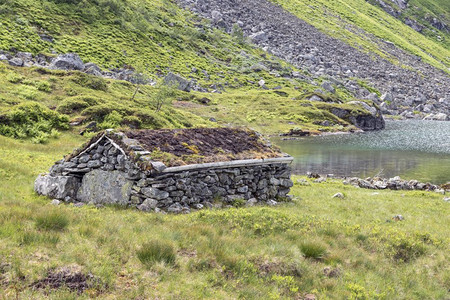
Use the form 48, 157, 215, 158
35, 128, 294, 213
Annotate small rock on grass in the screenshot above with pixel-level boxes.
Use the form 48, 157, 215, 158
267, 200, 278, 206
246, 198, 258, 206
193, 203, 204, 210
51, 199, 61, 206
332, 192, 344, 199
443, 197, 450, 202
296, 179, 310, 186
392, 214, 404, 221
314, 177, 327, 183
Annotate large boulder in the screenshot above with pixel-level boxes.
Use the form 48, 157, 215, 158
76, 170, 133, 205
331, 101, 385, 131
8, 58, 23, 67
50, 53, 84, 70
380, 92, 393, 103
34, 174, 81, 200
163, 72, 191, 92
321, 81, 335, 94
423, 113, 448, 121
249, 31, 269, 43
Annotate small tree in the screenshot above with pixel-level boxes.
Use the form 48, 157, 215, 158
130, 72, 153, 102
155, 83, 176, 112
231, 24, 245, 45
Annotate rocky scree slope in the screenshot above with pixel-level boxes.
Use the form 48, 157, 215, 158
177, 0, 450, 119
368, 0, 449, 37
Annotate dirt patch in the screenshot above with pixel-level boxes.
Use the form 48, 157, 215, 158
323, 266, 341, 278
124, 127, 283, 165
280, 128, 317, 137
252, 258, 302, 277
0, 262, 11, 287
31, 265, 102, 294
173, 101, 204, 108
177, 249, 197, 258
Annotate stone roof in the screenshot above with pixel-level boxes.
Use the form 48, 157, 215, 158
68, 128, 288, 169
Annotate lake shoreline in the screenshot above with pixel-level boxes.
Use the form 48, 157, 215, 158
274, 120, 450, 184
295, 173, 449, 191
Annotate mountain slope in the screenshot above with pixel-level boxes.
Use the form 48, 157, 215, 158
0, 0, 396, 142
0, 0, 449, 143
368, 0, 449, 44
270, 0, 450, 69
178, 0, 449, 118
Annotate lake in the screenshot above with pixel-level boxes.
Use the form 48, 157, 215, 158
274, 120, 450, 184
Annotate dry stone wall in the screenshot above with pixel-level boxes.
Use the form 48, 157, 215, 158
36, 135, 293, 213
134, 163, 293, 213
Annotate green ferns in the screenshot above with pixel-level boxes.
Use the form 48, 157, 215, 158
0, 102, 68, 143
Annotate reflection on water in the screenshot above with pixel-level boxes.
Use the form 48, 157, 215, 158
273, 120, 450, 184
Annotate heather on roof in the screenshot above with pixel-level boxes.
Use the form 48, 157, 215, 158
70, 128, 286, 167
125, 128, 279, 156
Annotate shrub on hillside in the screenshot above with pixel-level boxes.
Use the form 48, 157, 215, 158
35, 80, 52, 92
386, 236, 426, 262
72, 72, 107, 91
99, 111, 122, 129
0, 102, 69, 143
120, 115, 142, 129
57, 96, 100, 114
137, 240, 176, 268
6, 73, 24, 83
81, 104, 132, 120
133, 110, 172, 129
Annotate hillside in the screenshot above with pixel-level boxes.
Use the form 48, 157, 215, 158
0, 0, 395, 142
368, 0, 449, 44
178, 0, 449, 119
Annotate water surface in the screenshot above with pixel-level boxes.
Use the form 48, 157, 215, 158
274, 120, 450, 184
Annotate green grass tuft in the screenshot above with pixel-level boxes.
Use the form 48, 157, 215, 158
300, 241, 328, 260
136, 240, 176, 267
35, 211, 70, 231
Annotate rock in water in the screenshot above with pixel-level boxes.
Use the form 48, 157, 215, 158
76, 170, 133, 205
331, 101, 385, 131
50, 53, 84, 70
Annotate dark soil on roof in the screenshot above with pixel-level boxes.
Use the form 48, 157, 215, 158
124, 128, 281, 158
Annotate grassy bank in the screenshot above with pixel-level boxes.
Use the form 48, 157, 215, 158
0, 62, 367, 142
0, 134, 448, 299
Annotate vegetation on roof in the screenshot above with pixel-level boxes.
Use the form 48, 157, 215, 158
122, 127, 285, 166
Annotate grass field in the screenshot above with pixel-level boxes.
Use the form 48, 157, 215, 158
0, 133, 448, 299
